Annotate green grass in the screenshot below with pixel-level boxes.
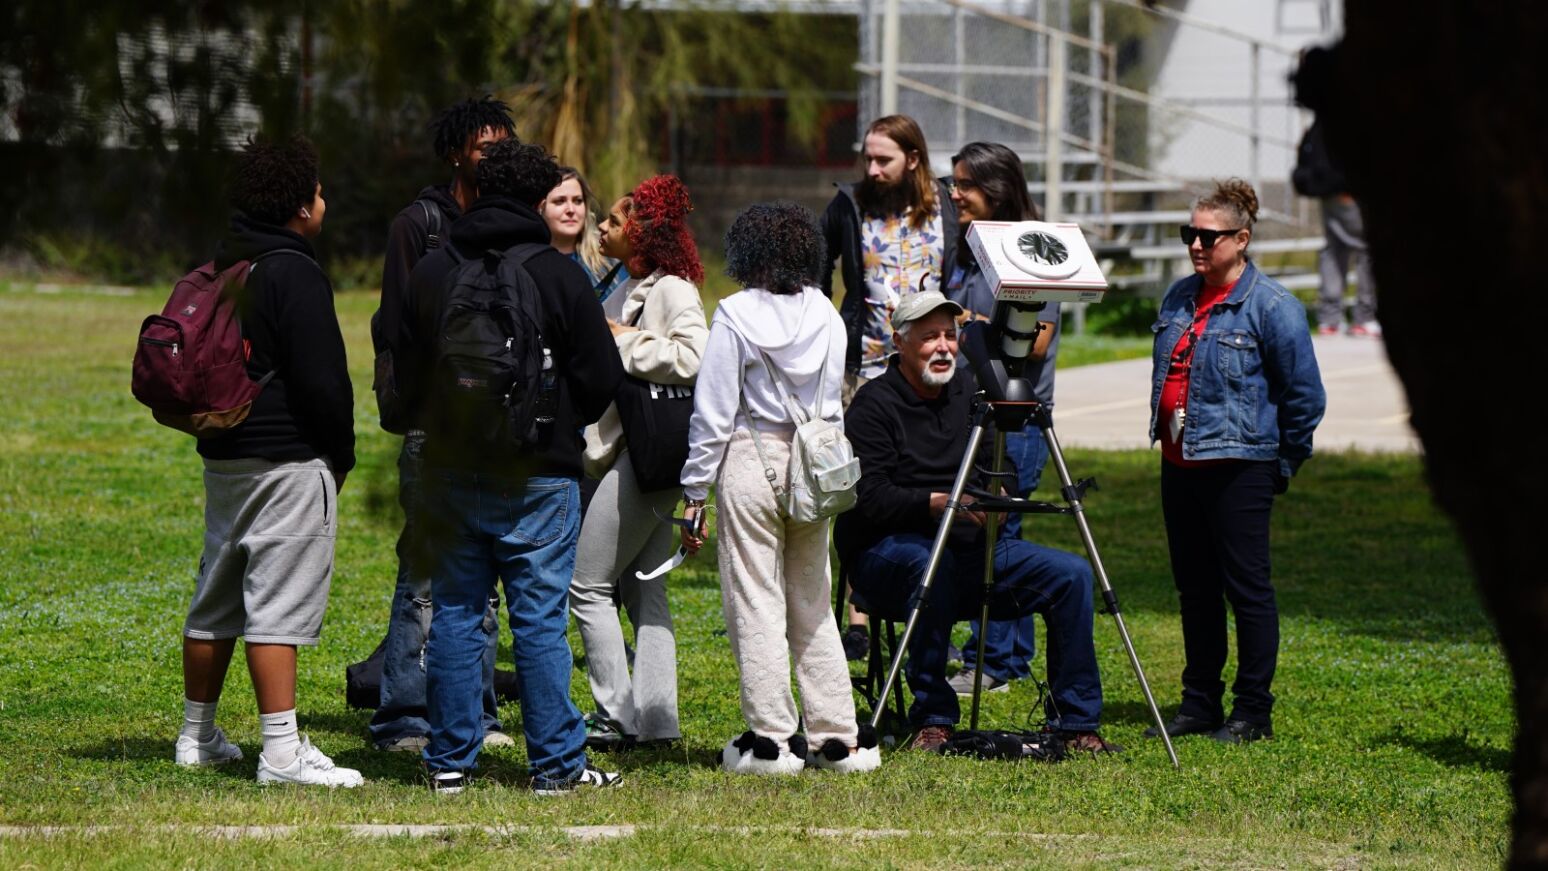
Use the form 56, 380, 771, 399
0, 285, 1509, 868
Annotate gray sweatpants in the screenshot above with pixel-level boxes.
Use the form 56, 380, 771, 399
716, 430, 858, 747
569, 450, 681, 740
184, 457, 336, 645
1316, 196, 1378, 328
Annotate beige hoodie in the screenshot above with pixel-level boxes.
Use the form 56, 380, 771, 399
582, 270, 709, 478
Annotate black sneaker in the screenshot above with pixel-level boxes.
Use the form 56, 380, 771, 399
429, 770, 467, 795
1210, 719, 1273, 744
1142, 713, 1222, 739
531, 764, 623, 797
841, 625, 869, 661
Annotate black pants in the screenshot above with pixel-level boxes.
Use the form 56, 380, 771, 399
1160, 459, 1279, 726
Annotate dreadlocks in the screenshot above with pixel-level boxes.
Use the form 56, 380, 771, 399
430, 96, 516, 162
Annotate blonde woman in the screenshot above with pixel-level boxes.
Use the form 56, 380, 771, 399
540, 167, 627, 304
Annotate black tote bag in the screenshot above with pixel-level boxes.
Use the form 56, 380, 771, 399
614, 375, 694, 491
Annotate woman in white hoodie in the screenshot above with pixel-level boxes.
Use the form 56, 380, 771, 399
571, 175, 708, 749
681, 202, 880, 775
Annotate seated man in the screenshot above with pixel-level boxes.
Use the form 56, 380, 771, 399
837, 290, 1113, 754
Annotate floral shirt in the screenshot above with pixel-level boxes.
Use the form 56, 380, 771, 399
858, 209, 945, 378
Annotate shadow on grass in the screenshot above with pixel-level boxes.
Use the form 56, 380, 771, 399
1382, 729, 1511, 773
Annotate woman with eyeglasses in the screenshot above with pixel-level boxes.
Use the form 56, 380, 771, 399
1144, 178, 1326, 745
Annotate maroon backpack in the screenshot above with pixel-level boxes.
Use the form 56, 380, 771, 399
131, 250, 304, 437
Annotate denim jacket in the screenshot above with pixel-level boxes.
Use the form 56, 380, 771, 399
1148, 260, 1326, 478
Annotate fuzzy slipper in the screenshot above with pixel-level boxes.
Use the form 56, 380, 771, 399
806, 723, 882, 773
720, 731, 806, 776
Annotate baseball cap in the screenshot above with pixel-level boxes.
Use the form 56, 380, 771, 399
890, 290, 965, 332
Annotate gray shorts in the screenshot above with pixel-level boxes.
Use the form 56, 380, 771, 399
184, 457, 337, 645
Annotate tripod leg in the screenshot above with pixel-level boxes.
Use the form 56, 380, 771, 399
1043, 423, 1181, 769
969, 431, 1006, 732
870, 419, 990, 731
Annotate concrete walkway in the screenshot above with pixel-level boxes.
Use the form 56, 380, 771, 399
1053, 333, 1420, 453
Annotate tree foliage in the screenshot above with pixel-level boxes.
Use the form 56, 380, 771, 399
0, 0, 855, 281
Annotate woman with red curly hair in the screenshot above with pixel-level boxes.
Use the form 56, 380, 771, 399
570, 175, 708, 750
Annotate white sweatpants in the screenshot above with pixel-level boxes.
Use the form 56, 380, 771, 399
715, 430, 858, 747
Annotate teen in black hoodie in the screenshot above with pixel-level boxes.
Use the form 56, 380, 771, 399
199, 213, 355, 481
394, 140, 624, 793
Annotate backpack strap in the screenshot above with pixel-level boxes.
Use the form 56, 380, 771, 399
233, 249, 316, 389
417, 199, 444, 250
738, 379, 783, 495
756, 350, 826, 428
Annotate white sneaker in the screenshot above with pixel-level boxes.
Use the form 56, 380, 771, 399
257, 737, 364, 788
482, 730, 516, 748
174, 727, 243, 766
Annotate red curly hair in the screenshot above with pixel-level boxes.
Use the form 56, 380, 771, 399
623, 175, 704, 285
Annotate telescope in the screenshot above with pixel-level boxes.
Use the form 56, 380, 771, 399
869, 220, 1180, 768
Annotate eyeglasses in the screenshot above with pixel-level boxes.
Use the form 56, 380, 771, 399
948, 178, 980, 194
1179, 225, 1245, 250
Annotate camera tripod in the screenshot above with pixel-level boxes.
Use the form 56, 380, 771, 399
868, 320, 1180, 768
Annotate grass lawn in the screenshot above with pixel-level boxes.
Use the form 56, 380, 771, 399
0, 284, 1509, 868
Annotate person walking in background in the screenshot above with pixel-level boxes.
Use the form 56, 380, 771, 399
174, 135, 362, 787
570, 175, 708, 751
366, 96, 516, 754
1290, 59, 1377, 338
1314, 192, 1378, 336
941, 141, 1059, 697
681, 203, 880, 776
1146, 179, 1326, 745
818, 114, 957, 658
540, 167, 629, 305
396, 139, 625, 794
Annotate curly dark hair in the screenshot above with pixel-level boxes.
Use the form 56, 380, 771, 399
724, 202, 824, 295
229, 135, 319, 226
624, 175, 704, 284
430, 95, 516, 162
476, 139, 561, 207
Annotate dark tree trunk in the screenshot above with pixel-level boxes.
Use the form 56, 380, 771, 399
1331, 3, 1548, 866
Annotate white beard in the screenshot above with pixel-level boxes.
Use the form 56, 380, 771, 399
919, 353, 956, 387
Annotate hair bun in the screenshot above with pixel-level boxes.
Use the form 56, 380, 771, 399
1217, 177, 1259, 225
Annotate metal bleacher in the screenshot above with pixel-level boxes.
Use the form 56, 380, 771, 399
854, 0, 1332, 313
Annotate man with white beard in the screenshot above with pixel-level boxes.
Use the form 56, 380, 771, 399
835, 291, 1113, 754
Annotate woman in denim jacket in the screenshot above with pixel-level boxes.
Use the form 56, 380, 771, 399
1143, 179, 1326, 745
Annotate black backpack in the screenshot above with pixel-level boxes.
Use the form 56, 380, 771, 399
1291, 119, 1346, 199
426, 242, 556, 452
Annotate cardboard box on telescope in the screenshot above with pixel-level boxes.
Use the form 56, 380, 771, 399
965, 220, 1108, 304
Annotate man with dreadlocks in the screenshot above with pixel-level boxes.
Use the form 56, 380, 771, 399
366, 96, 518, 753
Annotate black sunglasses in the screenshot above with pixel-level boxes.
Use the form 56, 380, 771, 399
1179, 225, 1245, 250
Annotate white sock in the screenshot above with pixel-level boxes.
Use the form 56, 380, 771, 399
180, 698, 218, 742
260, 709, 302, 768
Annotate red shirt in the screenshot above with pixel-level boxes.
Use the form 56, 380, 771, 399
1158, 279, 1237, 467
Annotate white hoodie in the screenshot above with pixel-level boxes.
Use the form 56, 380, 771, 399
680, 286, 845, 502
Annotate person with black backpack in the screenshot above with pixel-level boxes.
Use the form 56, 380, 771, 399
365, 96, 518, 754
395, 138, 625, 795
171, 135, 362, 787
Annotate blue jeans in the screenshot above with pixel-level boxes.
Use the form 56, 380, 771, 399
964, 428, 1048, 680
422, 471, 587, 783
368, 434, 501, 747
851, 532, 1102, 732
